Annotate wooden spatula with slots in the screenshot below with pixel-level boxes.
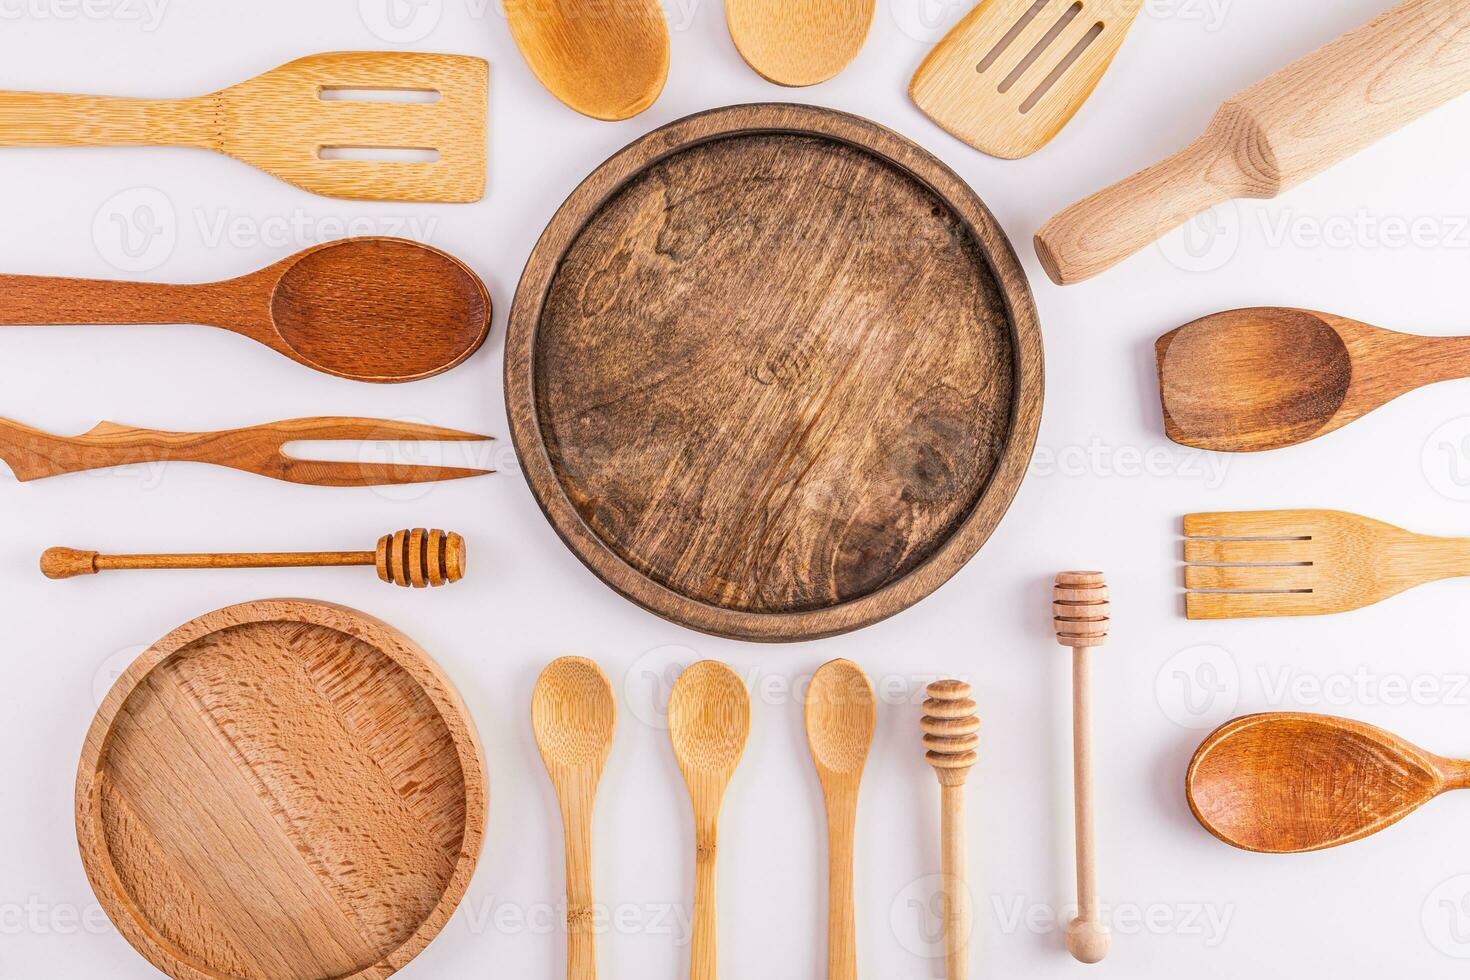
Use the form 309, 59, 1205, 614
911, 0, 1145, 159
0, 52, 488, 202
1184, 510, 1470, 620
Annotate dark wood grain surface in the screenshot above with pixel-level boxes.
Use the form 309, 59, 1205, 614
507, 104, 1043, 641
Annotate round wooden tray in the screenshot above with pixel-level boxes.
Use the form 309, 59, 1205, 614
507, 104, 1043, 642
76, 600, 487, 980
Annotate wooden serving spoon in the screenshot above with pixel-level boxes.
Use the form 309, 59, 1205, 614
1188, 713, 1470, 853
669, 661, 751, 980
805, 660, 875, 980
727, 0, 876, 87
0, 237, 491, 383
1157, 308, 1470, 452
533, 657, 617, 980
505, 0, 670, 120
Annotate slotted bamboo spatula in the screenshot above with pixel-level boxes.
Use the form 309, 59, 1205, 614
911, 0, 1145, 159
1183, 510, 1470, 620
0, 52, 488, 202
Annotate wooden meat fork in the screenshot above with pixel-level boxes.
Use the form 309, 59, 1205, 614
0, 416, 492, 487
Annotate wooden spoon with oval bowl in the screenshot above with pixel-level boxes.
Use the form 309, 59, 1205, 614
1188, 713, 1470, 853
1158, 309, 1470, 452
0, 237, 491, 383
669, 662, 751, 980
805, 660, 875, 980
505, 0, 670, 120
534, 657, 617, 979
727, 0, 875, 87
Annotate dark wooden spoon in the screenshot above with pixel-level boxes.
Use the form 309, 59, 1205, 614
0, 237, 491, 383
1187, 713, 1470, 854
1156, 308, 1470, 452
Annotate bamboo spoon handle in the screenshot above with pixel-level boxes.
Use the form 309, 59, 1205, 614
825, 792, 859, 980
691, 817, 720, 980
940, 782, 970, 980
561, 785, 599, 980
0, 91, 215, 147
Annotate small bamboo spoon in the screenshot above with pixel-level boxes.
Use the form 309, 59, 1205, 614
805, 660, 875, 980
505, 0, 670, 120
42, 529, 465, 587
1054, 572, 1109, 964
533, 657, 617, 980
1158, 308, 1470, 452
669, 661, 751, 980
0, 237, 491, 383
727, 0, 876, 87
922, 681, 980, 980
1188, 713, 1470, 853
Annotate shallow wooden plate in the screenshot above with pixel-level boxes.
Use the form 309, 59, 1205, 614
76, 600, 487, 980
507, 104, 1043, 642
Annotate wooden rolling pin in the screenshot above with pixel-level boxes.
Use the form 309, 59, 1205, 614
42, 529, 465, 588
922, 680, 980, 980
1036, 0, 1470, 284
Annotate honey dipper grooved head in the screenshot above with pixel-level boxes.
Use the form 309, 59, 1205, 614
376, 529, 466, 588
1055, 571, 1108, 648
922, 680, 979, 784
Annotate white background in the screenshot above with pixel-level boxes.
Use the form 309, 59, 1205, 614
4, 0, 1470, 977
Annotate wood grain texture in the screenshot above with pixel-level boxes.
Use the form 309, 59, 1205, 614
0, 416, 491, 487
1035, 0, 1470, 283
727, 0, 876, 87
506, 104, 1043, 642
1053, 572, 1109, 964
669, 662, 751, 980
911, 0, 1144, 159
1157, 308, 1470, 452
805, 660, 875, 980
0, 237, 492, 384
922, 681, 979, 980
1187, 713, 1470, 853
76, 599, 488, 980
533, 658, 616, 980
0, 52, 488, 202
42, 529, 466, 588
505, 0, 669, 120
1184, 509, 1470, 620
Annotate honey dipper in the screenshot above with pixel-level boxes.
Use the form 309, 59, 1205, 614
922, 680, 980, 980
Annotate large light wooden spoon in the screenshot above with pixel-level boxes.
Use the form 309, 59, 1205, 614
1157, 308, 1470, 452
505, 0, 670, 120
533, 657, 617, 979
669, 661, 751, 980
727, 0, 876, 87
805, 659, 875, 980
1188, 713, 1470, 853
0, 237, 491, 383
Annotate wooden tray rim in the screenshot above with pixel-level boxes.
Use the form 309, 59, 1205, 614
74, 598, 489, 980
506, 103, 1044, 642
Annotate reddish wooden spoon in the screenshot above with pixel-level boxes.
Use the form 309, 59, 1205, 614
0, 237, 491, 383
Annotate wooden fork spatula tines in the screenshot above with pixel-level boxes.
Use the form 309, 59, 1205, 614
1184, 510, 1470, 620
0, 416, 492, 487
0, 52, 488, 202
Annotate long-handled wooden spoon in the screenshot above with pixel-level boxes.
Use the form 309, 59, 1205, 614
922, 681, 980, 980
505, 0, 670, 120
0, 52, 488, 202
1188, 713, 1470, 853
0, 237, 491, 383
534, 657, 617, 980
805, 659, 875, 980
669, 661, 751, 980
42, 529, 466, 588
727, 0, 875, 87
1158, 308, 1470, 452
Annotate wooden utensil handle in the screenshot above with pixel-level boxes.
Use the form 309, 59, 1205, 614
0, 419, 262, 482
41, 548, 374, 579
560, 794, 598, 980
0, 276, 225, 326
1073, 647, 1099, 921
691, 823, 720, 980
941, 782, 969, 980
825, 793, 858, 980
0, 92, 215, 147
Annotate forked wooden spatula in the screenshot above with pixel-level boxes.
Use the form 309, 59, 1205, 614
1184, 510, 1470, 620
911, 0, 1145, 159
0, 52, 488, 202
